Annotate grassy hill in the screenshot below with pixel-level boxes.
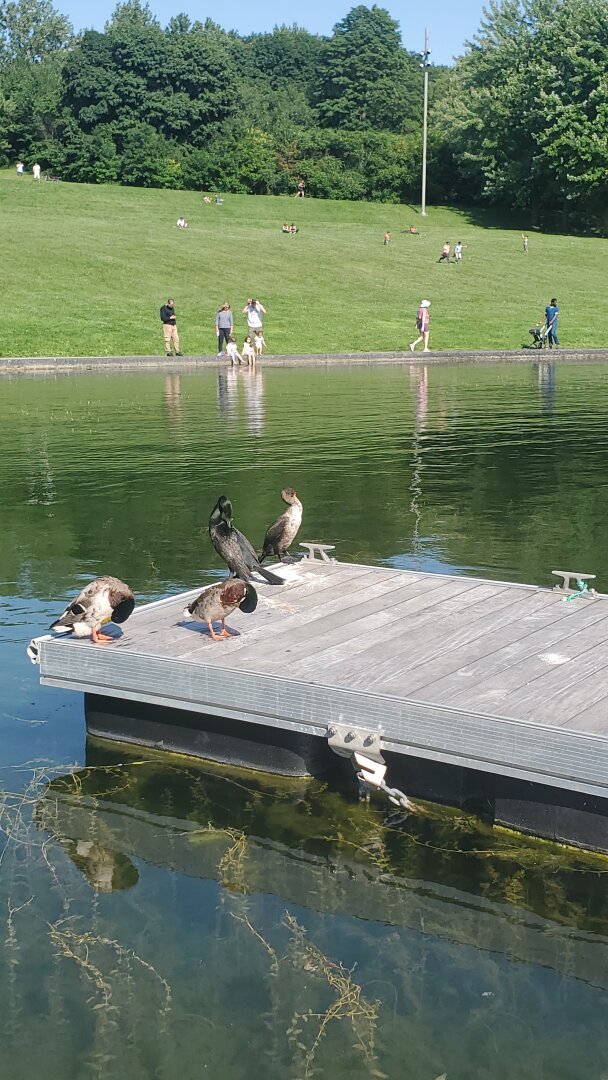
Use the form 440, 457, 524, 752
2, 169, 606, 356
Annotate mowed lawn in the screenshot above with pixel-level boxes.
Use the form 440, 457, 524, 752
2, 169, 606, 356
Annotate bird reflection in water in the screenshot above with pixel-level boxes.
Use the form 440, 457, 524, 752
68, 840, 139, 893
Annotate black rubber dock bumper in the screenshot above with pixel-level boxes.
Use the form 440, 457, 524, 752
85, 694, 337, 778
86, 693, 608, 854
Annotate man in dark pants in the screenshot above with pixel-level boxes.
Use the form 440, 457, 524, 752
545, 298, 559, 348
160, 298, 182, 356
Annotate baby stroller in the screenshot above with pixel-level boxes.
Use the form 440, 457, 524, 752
525, 321, 550, 349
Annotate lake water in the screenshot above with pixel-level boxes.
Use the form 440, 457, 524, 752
2, 361, 608, 1079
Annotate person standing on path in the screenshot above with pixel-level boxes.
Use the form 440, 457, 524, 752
242, 298, 266, 337
32, 163, 41, 181
215, 303, 233, 355
160, 298, 182, 357
545, 298, 560, 348
409, 300, 431, 353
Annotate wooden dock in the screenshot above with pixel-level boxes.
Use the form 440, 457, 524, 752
32, 558, 608, 814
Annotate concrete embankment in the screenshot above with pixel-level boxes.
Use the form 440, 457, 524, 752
1, 348, 608, 375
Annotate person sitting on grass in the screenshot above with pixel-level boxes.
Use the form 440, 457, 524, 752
176, 217, 188, 228
282, 222, 290, 233
438, 241, 451, 263
253, 330, 266, 356
408, 225, 419, 234
242, 336, 256, 366
290, 223, 298, 234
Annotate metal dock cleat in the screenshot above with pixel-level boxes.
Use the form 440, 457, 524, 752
327, 724, 415, 811
299, 542, 336, 562
551, 570, 596, 596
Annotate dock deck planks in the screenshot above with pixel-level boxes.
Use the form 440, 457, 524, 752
35, 560, 608, 798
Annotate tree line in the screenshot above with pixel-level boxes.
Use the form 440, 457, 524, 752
1, 0, 606, 228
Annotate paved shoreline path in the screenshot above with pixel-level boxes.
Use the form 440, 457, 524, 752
3, 348, 608, 374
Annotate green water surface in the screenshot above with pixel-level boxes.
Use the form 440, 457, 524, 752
2, 361, 608, 1079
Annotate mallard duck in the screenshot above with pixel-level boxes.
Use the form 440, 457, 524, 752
209, 496, 284, 585
259, 487, 303, 563
50, 576, 135, 644
183, 579, 258, 640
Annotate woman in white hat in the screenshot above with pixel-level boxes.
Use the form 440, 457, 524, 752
410, 299, 431, 353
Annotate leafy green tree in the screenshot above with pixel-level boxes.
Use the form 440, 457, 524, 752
61, 125, 120, 183
104, 0, 159, 32
0, 85, 14, 160
0, 0, 72, 66
247, 25, 324, 90
314, 5, 420, 133
434, 0, 608, 225
118, 121, 182, 187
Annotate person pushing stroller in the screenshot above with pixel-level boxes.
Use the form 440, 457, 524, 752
526, 298, 560, 349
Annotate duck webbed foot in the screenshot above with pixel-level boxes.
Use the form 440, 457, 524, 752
91, 628, 113, 644
207, 622, 231, 640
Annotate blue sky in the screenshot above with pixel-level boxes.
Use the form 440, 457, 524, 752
59, 0, 486, 65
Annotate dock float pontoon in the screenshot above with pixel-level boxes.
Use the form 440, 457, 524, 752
29, 554, 608, 853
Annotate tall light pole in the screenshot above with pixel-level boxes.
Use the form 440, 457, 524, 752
420, 29, 431, 217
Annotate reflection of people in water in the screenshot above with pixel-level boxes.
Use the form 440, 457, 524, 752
409, 363, 429, 432
243, 366, 265, 436
535, 360, 556, 414
216, 366, 239, 422
164, 374, 182, 429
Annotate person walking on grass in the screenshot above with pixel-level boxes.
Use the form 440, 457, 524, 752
522, 233, 529, 253
32, 162, 41, 181
545, 298, 560, 348
16, 161, 24, 178
454, 241, 463, 264
410, 300, 431, 353
160, 298, 182, 357
215, 302, 233, 356
438, 241, 451, 263
383, 230, 391, 245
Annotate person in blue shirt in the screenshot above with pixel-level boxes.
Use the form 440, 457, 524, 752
545, 298, 559, 347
